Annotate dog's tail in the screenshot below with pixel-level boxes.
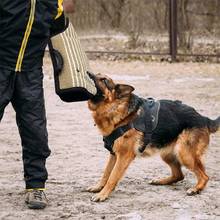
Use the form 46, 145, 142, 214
208, 116, 220, 133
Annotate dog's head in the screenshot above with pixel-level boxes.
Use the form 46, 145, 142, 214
88, 73, 134, 108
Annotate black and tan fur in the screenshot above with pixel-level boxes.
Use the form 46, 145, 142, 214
87, 73, 220, 202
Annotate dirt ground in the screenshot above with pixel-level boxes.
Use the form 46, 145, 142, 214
0, 58, 220, 220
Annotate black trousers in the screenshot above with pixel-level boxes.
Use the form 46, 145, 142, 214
0, 67, 51, 189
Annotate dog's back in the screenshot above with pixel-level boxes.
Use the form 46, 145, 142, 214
151, 100, 219, 147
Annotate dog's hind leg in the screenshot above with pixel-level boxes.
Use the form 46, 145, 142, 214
91, 152, 135, 202
179, 151, 209, 195
149, 148, 184, 185
87, 154, 116, 193
185, 158, 209, 196
176, 129, 209, 195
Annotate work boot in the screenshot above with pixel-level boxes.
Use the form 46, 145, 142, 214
25, 189, 48, 209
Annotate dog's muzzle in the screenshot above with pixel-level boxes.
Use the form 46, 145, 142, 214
87, 72, 104, 102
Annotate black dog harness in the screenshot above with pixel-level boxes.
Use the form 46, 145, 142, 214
103, 95, 160, 154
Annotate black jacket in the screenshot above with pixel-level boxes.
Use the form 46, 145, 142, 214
0, 0, 64, 72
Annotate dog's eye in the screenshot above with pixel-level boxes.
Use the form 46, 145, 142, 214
101, 78, 108, 85
101, 78, 112, 90
103, 79, 108, 84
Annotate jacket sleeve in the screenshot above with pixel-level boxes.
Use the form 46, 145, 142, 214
50, 0, 69, 37
43, 0, 64, 20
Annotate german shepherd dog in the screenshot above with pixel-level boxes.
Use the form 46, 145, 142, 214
87, 73, 220, 202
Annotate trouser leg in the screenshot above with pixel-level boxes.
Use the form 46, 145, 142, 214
0, 68, 15, 121
11, 68, 51, 189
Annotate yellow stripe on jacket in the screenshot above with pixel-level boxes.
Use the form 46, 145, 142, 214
15, 0, 36, 72
55, 0, 64, 19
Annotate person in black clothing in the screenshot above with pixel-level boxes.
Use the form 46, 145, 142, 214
0, 0, 74, 209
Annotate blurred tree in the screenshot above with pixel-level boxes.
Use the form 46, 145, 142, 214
96, 0, 126, 28
177, 0, 192, 51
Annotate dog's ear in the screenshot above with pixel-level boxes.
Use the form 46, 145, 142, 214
115, 84, 134, 98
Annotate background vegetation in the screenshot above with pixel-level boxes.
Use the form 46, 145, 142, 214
69, 0, 220, 58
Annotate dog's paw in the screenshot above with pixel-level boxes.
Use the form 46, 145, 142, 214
91, 193, 108, 202
186, 188, 200, 196
148, 179, 161, 185
86, 185, 103, 193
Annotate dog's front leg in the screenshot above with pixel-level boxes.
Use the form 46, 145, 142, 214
91, 153, 135, 202
87, 154, 116, 193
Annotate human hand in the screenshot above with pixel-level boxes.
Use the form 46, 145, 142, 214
63, 0, 75, 13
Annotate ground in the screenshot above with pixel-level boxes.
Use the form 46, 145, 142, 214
0, 58, 220, 220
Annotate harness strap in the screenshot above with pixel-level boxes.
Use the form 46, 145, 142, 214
103, 123, 134, 154
103, 96, 160, 154
149, 98, 160, 131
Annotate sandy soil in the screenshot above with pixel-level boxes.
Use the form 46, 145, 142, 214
0, 58, 220, 220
